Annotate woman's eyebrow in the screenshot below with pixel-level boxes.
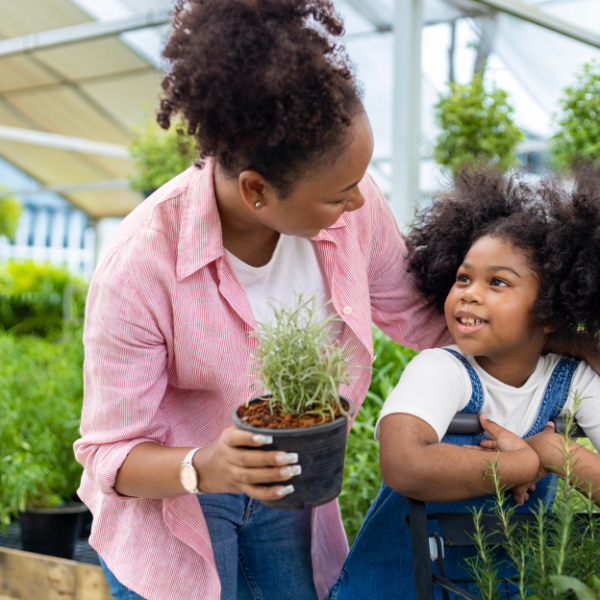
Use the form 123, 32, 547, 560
338, 180, 360, 193
488, 265, 521, 279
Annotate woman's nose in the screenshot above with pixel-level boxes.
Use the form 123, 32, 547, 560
345, 187, 365, 213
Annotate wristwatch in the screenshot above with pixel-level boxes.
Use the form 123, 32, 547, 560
179, 448, 201, 493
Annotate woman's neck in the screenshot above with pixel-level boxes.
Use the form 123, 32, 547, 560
213, 165, 280, 267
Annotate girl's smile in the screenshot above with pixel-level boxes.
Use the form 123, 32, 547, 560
444, 235, 547, 387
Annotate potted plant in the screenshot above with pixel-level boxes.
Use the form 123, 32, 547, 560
0, 329, 87, 559
233, 294, 354, 510
433, 73, 524, 176
551, 60, 600, 170
127, 113, 196, 197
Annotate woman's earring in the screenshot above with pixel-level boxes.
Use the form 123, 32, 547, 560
255, 201, 261, 207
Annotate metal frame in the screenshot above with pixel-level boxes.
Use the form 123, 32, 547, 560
0, 9, 172, 59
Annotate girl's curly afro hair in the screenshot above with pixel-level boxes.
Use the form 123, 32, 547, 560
407, 165, 600, 341
158, 0, 362, 197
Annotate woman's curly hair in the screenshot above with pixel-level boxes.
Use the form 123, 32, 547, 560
407, 165, 600, 340
158, 0, 362, 196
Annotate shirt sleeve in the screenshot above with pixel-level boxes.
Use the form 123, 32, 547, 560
362, 176, 453, 352
73, 250, 169, 498
566, 361, 600, 451
375, 349, 471, 442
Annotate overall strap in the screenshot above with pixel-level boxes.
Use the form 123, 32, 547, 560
523, 356, 580, 439
442, 348, 484, 413
441, 349, 486, 446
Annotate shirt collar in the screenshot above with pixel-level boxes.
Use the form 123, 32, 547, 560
176, 159, 224, 282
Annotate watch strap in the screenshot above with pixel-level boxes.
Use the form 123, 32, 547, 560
180, 447, 201, 493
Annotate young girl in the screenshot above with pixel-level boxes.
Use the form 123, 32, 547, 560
328, 167, 600, 600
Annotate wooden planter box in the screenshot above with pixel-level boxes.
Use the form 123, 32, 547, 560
0, 547, 111, 600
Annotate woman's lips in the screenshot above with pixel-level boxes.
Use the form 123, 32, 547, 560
455, 318, 488, 335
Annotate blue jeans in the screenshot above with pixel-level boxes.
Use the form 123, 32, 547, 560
99, 493, 318, 600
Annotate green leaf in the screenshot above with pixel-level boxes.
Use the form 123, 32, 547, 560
550, 575, 599, 600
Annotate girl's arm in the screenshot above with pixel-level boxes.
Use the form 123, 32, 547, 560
525, 426, 600, 504
379, 413, 541, 503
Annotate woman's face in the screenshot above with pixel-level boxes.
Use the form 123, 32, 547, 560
444, 236, 545, 364
243, 111, 374, 238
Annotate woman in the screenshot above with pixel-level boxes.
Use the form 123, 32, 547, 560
74, 1, 450, 599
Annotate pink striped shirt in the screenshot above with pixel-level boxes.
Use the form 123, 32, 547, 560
74, 160, 451, 600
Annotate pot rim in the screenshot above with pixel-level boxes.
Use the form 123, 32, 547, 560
23, 502, 89, 515
232, 396, 355, 436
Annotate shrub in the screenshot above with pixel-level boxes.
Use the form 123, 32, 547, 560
0, 193, 22, 240
128, 114, 196, 193
0, 260, 87, 336
250, 294, 351, 420
434, 73, 524, 176
552, 61, 600, 170
0, 331, 84, 530
467, 403, 600, 599
340, 329, 417, 544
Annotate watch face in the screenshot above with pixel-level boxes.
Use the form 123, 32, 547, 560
180, 464, 198, 492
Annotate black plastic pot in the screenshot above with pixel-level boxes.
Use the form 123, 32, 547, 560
232, 397, 354, 510
20, 502, 88, 559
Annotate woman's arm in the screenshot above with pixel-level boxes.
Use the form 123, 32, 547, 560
379, 413, 541, 503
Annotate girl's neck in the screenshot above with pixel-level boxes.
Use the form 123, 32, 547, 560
472, 335, 546, 388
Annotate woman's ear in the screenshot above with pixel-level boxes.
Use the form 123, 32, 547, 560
239, 171, 269, 211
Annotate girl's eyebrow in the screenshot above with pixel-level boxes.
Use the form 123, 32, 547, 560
461, 262, 521, 279
488, 265, 521, 279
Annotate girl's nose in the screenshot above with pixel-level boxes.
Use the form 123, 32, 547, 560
461, 284, 483, 304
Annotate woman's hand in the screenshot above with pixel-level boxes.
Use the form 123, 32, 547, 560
194, 425, 300, 500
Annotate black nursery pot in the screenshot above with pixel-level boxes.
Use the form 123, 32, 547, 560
20, 502, 88, 559
232, 397, 354, 510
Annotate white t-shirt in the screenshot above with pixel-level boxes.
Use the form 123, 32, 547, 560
225, 234, 343, 339
376, 345, 600, 450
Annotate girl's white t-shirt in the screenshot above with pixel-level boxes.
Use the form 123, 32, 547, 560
225, 233, 343, 339
376, 345, 600, 450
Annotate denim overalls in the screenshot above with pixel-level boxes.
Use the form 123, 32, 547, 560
327, 351, 580, 600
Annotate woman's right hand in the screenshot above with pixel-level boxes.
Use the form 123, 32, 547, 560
193, 425, 300, 500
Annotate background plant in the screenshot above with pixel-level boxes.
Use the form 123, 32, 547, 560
250, 294, 351, 420
434, 73, 524, 176
466, 401, 600, 599
0, 192, 22, 240
0, 260, 87, 336
552, 61, 600, 170
128, 113, 196, 193
0, 330, 84, 531
339, 329, 416, 544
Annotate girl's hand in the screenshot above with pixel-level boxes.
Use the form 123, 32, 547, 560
477, 414, 535, 454
194, 425, 300, 501
480, 420, 555, 505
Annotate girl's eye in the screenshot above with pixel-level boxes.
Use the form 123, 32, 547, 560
491, 278, 508, 287
457, 274, 470, 283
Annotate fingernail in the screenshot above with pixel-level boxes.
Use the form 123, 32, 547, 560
275, 452, 298, 465
252, 434, 273, 445
481, 413, 488, 420
280, 465, 302, 477
276, 485, 295, 497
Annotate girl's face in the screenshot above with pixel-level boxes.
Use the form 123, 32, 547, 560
444, 236, 546, 366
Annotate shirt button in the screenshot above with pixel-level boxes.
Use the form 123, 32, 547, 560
342, 306, 352, 315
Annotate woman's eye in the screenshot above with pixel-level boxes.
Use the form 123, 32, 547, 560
335, 193, 351, 205
491, 278, 508, 287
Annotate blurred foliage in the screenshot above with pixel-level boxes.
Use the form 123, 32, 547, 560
0, 330, 84, 530
434, 73, 524, 176
128, 113, 196, 193
552, 61, 600, 170
340, 329, 417, 545
0, 193, 22, 240
0, 260, 87, 337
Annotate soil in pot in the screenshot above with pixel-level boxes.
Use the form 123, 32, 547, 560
20, 502, 88, 559
233, 398, 354, 510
